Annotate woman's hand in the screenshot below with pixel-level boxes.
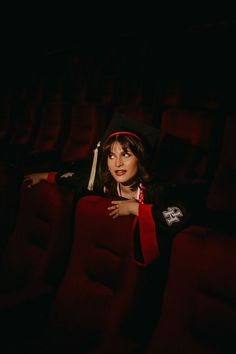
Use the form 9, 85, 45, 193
108, 199, 139, 219
23, 172, 49, 187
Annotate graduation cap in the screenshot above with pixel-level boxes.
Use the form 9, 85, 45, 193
101, 112, 159, 149
87, 112, 159, 190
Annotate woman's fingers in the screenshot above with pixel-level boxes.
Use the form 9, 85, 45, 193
108, 203, 120, 218
108, 200, 138, 218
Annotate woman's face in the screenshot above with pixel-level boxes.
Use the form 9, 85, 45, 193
107, 141, 138, 185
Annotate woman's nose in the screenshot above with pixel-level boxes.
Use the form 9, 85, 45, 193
115, 156, 123, 167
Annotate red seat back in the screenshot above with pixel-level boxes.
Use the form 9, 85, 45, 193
9, 102, 37, 146
0, 182, 74, 298
157, 108, 214, 183
0, 94, 12, 143
207, 114, 236, 215
31, 102, 63, 153
47, 196, 147, 353
146, 226, 236, 354
61, 104, 109, 164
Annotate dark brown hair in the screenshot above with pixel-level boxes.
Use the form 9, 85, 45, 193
98, 133, 153, 195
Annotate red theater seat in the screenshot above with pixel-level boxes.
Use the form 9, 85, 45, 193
146, 226, 236, 354
157, 79, 182, 108
0, 164, 21, 251
0, 181, 74, 351
9, 102, 37, 146
46, 195, 153, 353
0, 94, 12, 145
156, 108, 214, 183
60, 104, 109, 168
25, 101, 67, 171
27, 101, 63, 155
4, 102, 38, 166
146, 113, 236, 354
206, 114, 236, 216
0, 182, 74, 296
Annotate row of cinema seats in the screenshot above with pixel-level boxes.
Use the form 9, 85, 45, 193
0, 98, 226, 244
0, 101, 111, 171
0, 102, 111, 250
0, 113, 235, 353
0, 104, 229, 268
0, 74, 227, 175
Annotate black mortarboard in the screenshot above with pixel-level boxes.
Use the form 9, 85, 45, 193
87, 112, 159, 190
101, 112, 159, 151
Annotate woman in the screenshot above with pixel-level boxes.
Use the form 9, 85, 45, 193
24, 112, 208, 265
24, 113, 209, 344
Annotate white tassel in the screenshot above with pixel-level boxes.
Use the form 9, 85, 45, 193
87, 141, 101, 191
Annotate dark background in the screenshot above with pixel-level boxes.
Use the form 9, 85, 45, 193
1, 6, 236, 87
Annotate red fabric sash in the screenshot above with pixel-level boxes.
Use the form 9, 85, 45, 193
138, 204, 160, 265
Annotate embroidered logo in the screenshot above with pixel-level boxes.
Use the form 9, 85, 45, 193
61, 172, 74, 178
162, 207, 183, 226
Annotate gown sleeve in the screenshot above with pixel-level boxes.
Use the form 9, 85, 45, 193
47, 162, 103, 197
136, 182, 209, 265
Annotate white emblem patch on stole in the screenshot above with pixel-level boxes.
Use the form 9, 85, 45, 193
162, 206, 183, 226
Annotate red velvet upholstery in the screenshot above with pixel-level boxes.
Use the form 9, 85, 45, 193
31, 102, 64, 155
0, 101, 38, 249
157, 108, 214, 183
157, 79, 182, 108
24, 101, 67, 171
3, 102, 38, 169
0, 95, 12, 143
61, 104, 109, 164
0, 164, 21, 252
146, 113, 236, 354
9, 102, 36, 146
0, 181, 75, 352
0, 181, 74, 307
47, 195, 148, 353
207, 114, 236, 215
146, 226, 236, 354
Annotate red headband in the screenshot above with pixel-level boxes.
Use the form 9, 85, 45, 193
108, 131, 141, 141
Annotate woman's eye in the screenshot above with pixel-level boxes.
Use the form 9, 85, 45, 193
108, 154, 114, 159
123, 152, 130, 157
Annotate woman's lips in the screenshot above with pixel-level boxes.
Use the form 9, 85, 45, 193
115, 170, 126, 176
